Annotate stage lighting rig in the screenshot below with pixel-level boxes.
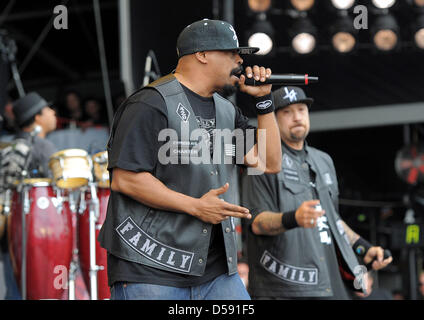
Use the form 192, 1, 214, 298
371, 14, 399, 51
330, 0, 356, 10
289, 0, 315, 12
248, 0, 272, 12
330, 16, 357, 53
413, 14, 424, 49
290, 17, 317, 54
372, 0, 396, 9
410, 0, 424, 8
247, 19, 274, 55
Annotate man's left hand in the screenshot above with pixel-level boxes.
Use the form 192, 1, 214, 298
363, 246, 393, 270
239, 65, 272, 97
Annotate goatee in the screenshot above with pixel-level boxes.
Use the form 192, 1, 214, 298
290, 131, 308, 142
217, 83, 238, 98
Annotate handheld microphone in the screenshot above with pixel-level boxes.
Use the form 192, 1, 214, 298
244, 74, 318, 86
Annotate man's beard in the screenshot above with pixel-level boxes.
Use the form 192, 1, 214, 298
217, 65, 244, 98
290, 132, 308, 142
217, 83, 239, 98
289, 126, 309, 142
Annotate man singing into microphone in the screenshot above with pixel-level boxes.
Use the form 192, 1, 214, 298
98, 18, 282, 300
241, 86, 392, 299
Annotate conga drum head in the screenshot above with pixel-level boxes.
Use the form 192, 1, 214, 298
13, 178, 52, 187
49, 149, 92, 189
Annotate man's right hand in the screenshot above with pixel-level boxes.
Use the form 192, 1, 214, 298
190, 183, 252, 224
295, 200, 325, 228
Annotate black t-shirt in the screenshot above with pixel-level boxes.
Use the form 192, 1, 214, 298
107, 84, 256, 287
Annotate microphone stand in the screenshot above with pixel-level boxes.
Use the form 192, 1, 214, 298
142, 50, 161, 87
0, 30, 25, 97
88, 182, 100, 299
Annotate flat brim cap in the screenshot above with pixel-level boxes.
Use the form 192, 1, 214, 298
176, 19, 259, 58
272, 86, 314, 112
13, 92, 49, 127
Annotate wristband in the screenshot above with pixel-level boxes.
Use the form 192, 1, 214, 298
254, 93, 275, 115
352, 237, 372, 256
281, 210, 298, 230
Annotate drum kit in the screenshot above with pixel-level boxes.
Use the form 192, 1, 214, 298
1, 147, 110, 300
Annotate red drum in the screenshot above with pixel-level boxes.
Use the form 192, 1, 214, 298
78, 187, 110, 299
8, 179, 73, 300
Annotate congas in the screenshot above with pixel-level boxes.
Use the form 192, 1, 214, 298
78, 187, 110, 299
8, 178, 73, 300
92, 151, 109, 188
49, 149, 92, 189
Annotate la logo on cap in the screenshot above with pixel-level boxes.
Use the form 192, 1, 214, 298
283, 87, 298, 102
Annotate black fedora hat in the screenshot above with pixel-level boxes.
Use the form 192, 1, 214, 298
272, 86, 314, 112
13, 92, 49, 127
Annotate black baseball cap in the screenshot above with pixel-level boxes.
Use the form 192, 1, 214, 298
272, 86, 314, 112
13, 92, 50, 127
176, 19, 259, 58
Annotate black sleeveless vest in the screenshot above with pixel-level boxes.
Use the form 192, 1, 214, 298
99, 75, 240, 276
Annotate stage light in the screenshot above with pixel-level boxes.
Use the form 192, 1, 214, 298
290, 0, 315, 12
371, 14, 399, 51
248, 33, 273, 55
290, 18, 317, 54
415, 29, 424, 48
374, 30, 398, 50
372, 0, 396, 9
246, 20, 274, 55
292, 33, 316, 54
331, 0, 356, 10
330, 16, 357, 53
413, 15, 424, 49
413, 0, 424, 7
332, 32, 356, 53
248, 0, 272, 12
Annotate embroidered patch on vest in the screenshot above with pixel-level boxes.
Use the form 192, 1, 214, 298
283, 153, 294, 168
323, 172, 333, 185
260, 250, 318, 285
176, 103, 190, 122
336, 219, 351, 245
283, 168, 300, 181
116, 217, 194, 273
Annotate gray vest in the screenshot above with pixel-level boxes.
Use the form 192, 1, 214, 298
99, 74, 239, 276
247, 146, 361, 298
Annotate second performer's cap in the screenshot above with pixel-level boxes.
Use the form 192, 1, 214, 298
272, 86, 314, 112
